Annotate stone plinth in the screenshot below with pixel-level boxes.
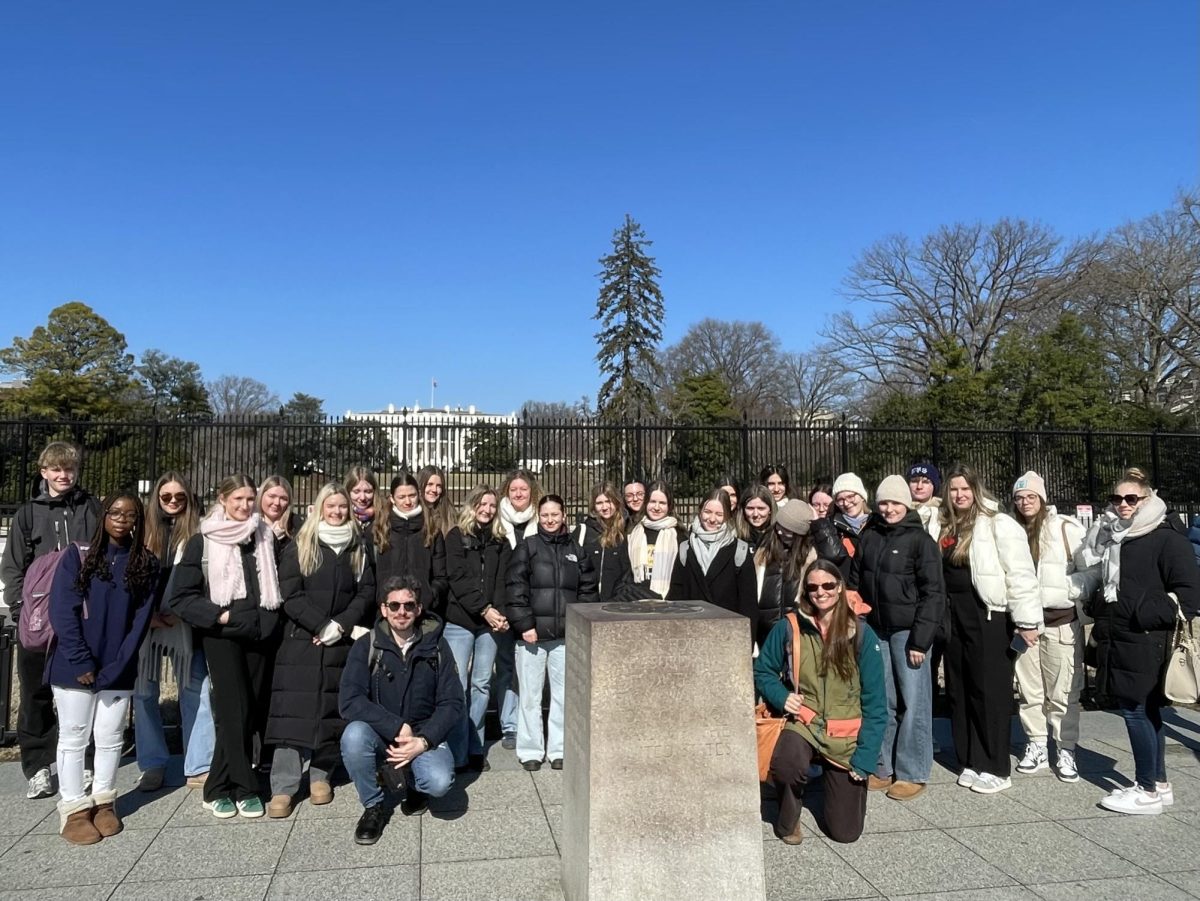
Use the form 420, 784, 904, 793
561, 601, 766, 901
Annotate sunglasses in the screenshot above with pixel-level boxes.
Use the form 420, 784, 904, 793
1108, 494, 1148, 507
383, 600, 420, 614
805, 581, 838, 593
159, 492, 188, 504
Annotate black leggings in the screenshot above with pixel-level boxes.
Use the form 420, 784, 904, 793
202, 634, 273, 802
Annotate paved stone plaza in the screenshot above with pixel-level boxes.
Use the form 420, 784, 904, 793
0, 709, 1196, 900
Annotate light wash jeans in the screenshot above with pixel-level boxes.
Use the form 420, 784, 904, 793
515, 638, 565, 764
876, 628, 934, 784
132, 648, 214, 777
492, 628, 519, 735
442, 623, 499, 764
52, 687, 129, 803
340, 720, 454, 808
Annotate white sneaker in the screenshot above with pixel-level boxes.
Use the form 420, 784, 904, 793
970, 772, 1013, 794
1157, 782, 1174, 807
26, 767, 53, 800
957, 768, 979, 788
1055, 749, 1079, 783
1016, 742, 1048, 774
1099, 785, 1162, 815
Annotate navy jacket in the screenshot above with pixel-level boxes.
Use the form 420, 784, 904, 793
338, 614, 464, 749
47, 544, 157, 691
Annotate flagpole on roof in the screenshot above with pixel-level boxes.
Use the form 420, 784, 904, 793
430, 377, 436, 409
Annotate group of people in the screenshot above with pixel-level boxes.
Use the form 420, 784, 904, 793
1, 446, 1195, 851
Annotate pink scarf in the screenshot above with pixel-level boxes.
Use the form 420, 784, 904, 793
200, 510, 282, 610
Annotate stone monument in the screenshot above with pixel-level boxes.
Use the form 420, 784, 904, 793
561, 600, 766, 901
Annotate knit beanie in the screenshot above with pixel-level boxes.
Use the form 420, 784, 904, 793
906, 462, 942, 492
831, 472, 869, 503
875, 475, 915, 510
774, 500, 815, 535
1012, 470, 1047, 503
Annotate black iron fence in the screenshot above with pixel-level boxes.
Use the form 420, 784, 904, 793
3, 414, 1200, 520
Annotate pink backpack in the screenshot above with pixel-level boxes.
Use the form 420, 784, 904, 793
18, 543, 87, 652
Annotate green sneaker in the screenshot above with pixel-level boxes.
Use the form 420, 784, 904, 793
203, 797, 237, 819
236, 796, 265, 818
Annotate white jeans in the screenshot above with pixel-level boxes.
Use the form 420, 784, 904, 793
515, 639, 565, 764
52, 687, 130, 803
1015, 621, 1083, 749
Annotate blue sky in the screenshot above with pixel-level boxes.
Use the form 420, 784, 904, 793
1, 1, 1197, 416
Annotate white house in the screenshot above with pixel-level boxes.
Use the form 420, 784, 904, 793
344, 403, 517, 470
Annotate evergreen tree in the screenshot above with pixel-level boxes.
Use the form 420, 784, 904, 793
594, 214, 666, 422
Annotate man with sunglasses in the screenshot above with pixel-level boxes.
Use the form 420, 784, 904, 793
339, 574, 464, 844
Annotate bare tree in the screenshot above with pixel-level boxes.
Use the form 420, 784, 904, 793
208, 375, 279, 418
826, 220, 1093, 394
780, 349, 859, 424
1074, 191, 1200, 410
663, 319, 790, 417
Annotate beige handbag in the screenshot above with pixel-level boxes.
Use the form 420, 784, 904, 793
1164, 595, 1200, 705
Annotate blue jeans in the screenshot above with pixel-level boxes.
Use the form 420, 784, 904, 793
876, 629, 933, 784
442, 623, 499, 763
515, 639, 565, 764
340, 720, 454, 809
492, 628, 519, 734
132, 647, 215, 777
1118, 699, 1167, 791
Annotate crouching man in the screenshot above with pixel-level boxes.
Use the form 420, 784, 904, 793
339, 574, 464, 844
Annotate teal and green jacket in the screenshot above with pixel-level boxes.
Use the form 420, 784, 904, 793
753, 612, 887, 778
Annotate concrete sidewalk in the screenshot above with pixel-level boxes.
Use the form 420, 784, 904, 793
0, 709, 1196, 900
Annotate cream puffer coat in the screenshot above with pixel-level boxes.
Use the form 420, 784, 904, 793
1029, 508, 1101, 611
960, 503, 1043, 629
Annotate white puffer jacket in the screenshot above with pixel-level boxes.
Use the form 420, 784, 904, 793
963, 504, 1043, 629
1030, 509, 1101, 611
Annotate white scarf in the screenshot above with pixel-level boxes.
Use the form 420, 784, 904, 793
199, 510, 282, 610
499, 497, 536, 549
688, 519, 736, 576
318, 521, 355, 555
391, 504, 422, 520
628, 515, 679, 597
1085, 493, 1168, 604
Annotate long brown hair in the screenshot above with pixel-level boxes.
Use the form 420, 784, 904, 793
417, 465, 456, 538
588, 481, 626, 548
1013, 496, 1048, 566
737, 483, 776, 542
938, 463, 995, 566
145, 470, 200, 561
375, 471, 439, 552
797, 559, 859, 682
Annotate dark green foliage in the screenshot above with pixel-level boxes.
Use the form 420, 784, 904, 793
465, 420, 519, 473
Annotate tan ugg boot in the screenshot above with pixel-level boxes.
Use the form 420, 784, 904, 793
58, 796, 101, 845
91, 789, 123, 837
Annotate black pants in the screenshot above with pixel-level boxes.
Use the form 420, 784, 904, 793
16, 643, 57, 779
769, 729, 866, 843
202, 634, 273, 802
944, 591, 1014, 777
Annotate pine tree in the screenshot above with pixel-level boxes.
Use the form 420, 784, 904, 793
594, 214, 666, 421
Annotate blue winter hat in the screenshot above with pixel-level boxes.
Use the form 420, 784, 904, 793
906, 463, 942, 492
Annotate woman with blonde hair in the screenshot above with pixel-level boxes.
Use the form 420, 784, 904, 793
258, 475, 297, 551
1010, 471, 1098, 783
573, 482, 636, 603
668, 489, 757, 628
264, 483, 375, 817
938, 464, 1041, 795
444, 486, 512, 771
133, 471, 215, 792
1084, 467, 1200, 814
343, 466, 379, 538
169, 474, 283, 818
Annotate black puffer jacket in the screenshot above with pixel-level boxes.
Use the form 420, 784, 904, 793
167, 533, 281, 643
1092, 516, 1200, 707
506, 526, 599, 640
811, 512, 869, 581
338, 614, 464, 748
1, 482, 101, 614
849, 511, 947, 653
446, 525, 512, 633
266, 538, 376, 751
756, 559, 801, 648
375, 511, 448, 612
572, 517, 637, 603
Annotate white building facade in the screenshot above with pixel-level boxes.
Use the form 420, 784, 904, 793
344, 403, 517, 471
